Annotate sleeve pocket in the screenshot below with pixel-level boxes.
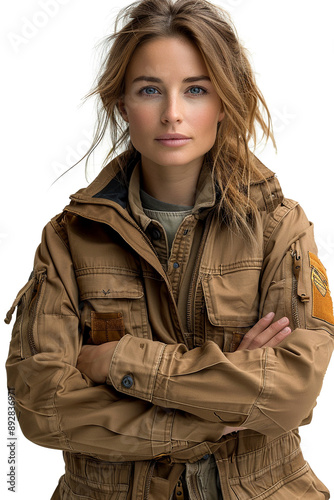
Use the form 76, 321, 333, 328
5, 270, 47, 358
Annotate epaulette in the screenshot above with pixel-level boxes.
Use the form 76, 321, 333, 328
250, 156, 284, 213
51, 212, 70, 250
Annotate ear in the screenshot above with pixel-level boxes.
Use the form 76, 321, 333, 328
118, 98, 129, 122
218, 109, 225, 124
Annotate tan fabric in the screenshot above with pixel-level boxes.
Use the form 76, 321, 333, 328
128, 163, 207, 335
5, 152, 333, 499
136, 171, 221, 499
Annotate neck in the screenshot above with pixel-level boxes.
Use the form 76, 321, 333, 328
140, 159, 203, 206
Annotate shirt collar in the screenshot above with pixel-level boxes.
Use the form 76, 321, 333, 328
128, 160, 217, 229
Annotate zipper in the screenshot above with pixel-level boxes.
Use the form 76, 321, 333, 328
186, 212, 213, 337
27, 271, 46, 355
291, 242, 309, 330
143, 461, 156, 500
291, 244, 301, 329
291, 242, 301, 328
189, 472, 202, 500
291, 272, 301, 329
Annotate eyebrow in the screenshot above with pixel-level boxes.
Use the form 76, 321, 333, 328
132, 75, 211, 84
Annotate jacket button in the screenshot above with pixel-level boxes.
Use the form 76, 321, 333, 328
173, 262, 180, 269
151, 228, 161, 240
121, 375, 134, 389
202, 454, 210, 460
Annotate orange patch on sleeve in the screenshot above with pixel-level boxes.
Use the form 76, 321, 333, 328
309, 252, 334, 325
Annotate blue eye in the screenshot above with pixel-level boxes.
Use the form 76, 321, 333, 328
188, 86, 206, 95
141, 87, 159, 95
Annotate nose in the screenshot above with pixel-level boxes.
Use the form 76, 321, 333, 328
161, 94, 183, 124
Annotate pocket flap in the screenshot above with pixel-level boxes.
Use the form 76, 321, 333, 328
76, 271, 144, 300
202, 272, 259, 327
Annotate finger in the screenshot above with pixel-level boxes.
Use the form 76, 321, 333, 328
245, 317, 290, 350
262, 326, 292, 348
238, 312, 275, 349
237, 316, 290, 350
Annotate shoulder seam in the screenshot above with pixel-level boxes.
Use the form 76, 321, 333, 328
50, 214, 70, 250
263, 199, 299, 252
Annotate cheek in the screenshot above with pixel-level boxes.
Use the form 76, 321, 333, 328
126, 105, 156, 151
127, 105, 155, 133
194, 106, 221, 140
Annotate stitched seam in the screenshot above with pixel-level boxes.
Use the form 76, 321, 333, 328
230, 463, 309, 499
244, 348, 269, 421
75, 267, 140, 276
152, 396, 249, 415
229, 447, 301, 479
263, 201, 298, 254
50, 219, 70, 251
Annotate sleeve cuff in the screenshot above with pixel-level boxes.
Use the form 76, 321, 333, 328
107, 335, 166, 401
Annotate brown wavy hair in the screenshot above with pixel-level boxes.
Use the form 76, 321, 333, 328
83, 0, 276, 238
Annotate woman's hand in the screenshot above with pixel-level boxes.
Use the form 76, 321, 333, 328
237, 312, 291, 351
77, 342, 118, 384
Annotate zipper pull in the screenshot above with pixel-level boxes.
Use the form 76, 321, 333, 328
291, 242, 301, 280
4, 277, 35, 325
291, 242, 310, 302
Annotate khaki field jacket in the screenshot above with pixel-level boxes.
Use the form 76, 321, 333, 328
6, 153, 334, 499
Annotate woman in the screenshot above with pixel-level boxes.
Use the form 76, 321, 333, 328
5, 0, 333, 498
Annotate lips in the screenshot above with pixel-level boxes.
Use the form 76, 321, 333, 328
156, 134, 190, 140
155, 133, 191, 147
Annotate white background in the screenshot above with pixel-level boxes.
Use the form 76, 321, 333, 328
1, 0, 334, 498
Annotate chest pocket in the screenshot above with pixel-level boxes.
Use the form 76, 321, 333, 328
202, 265, 261, 352
75, 269, 151, 344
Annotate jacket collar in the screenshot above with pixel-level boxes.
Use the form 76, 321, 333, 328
67, 151, 282, 215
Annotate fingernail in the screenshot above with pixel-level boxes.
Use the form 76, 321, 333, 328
278, 317, 289, 325
282, 327, 291, 334
264, 312, 275, 320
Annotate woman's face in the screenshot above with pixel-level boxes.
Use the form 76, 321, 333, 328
120, 36, 224, 176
